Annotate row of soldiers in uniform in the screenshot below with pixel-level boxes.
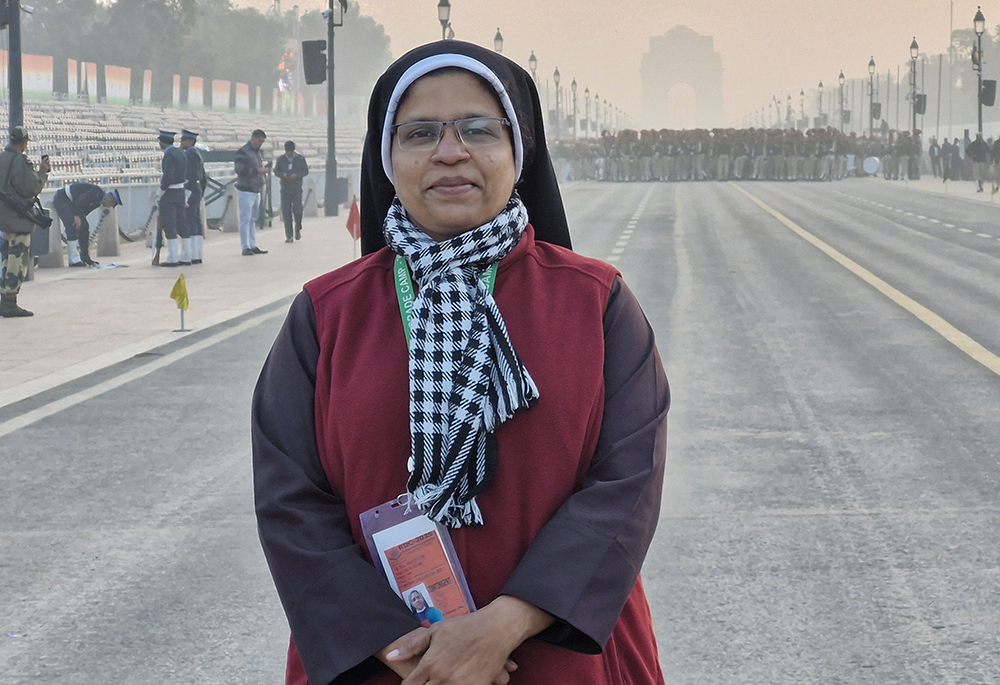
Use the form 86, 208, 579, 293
155, 128, 207, 267
549, 128, 929, 183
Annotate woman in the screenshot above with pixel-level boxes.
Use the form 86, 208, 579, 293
407, 590, 444, 628
253, 40, 669, 685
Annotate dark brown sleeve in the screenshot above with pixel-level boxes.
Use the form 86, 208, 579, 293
252, 291, 420, 685
500, 276, 670, 653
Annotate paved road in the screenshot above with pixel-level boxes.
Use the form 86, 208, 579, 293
3, 179, 999, 684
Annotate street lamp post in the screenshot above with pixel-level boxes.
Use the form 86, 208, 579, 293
799, 88, 805, 129
868, 56, 876, 136
553, 67, 561, 139
910, 37, 919, 132
975, 6, 986, 135
528, 51, 537, 85
839, 70, 845, 132
584, 86, 590, 138
324, 0, 345, 217
437, 0, 450, 41
571, 78, 578, 138
593, 91, 599, 133
7, 0, 25, 131
818, 80, 824, 127
493, 28, 503, 53
787, 93, 793, 128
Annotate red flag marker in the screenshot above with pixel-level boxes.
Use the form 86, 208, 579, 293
346, 196, 360, 241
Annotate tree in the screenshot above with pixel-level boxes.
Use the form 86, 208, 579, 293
21, 0, 105, 62
297, 1, 392, 97
18, 0, 390, 106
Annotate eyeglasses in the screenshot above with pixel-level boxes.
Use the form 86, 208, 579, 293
392, 117, 511, 151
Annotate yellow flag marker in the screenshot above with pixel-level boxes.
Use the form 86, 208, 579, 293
170, 274, 189, 310
169, 274, 190, 332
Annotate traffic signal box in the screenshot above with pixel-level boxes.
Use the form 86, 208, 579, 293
982, 80, 997, 107
302, 40, 328, 85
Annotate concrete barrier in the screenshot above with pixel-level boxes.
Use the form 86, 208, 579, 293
221, 184, 240, 233
36, 204, 64, 269
303, 177, 318, 217
96, 205, 120, 257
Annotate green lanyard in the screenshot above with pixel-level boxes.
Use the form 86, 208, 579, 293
393, 255, 498, 343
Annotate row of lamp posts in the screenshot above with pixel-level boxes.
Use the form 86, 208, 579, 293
528, 50, 621, 139
741, 5, 991, 138
438, 2, 619, 139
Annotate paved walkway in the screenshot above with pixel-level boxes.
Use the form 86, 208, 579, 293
0, 216, 358, 404
873, 174, 1000, 207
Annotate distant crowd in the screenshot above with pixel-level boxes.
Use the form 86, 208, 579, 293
547, 127, 1000, 186
549, 128, 922, 182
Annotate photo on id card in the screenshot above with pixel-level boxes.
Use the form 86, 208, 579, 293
360, 497, 476, 627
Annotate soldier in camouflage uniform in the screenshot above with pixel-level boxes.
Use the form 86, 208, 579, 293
0, 126, 50, 318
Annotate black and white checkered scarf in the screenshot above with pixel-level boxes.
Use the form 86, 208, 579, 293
383, 193, 539, 527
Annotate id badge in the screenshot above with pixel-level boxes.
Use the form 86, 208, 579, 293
360, 495, 476, 627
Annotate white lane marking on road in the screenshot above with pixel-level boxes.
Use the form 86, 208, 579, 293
928, 219, 940, 223
959, 228, 973, 233
977, 233, 993, 238
0, 309, 285, 439
605, 185, 655, 263
732, 184, 1000, 380
916, 215, 927, 219
944, 223, 956, 227
905, 212, 914, 216
0, 286, 302, 410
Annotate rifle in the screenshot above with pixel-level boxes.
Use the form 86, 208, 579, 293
152, 212, 163, 265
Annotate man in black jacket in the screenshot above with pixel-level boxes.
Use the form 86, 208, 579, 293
274, 140, 309, 242
180, 130, 207, 264
52, 183, 122, 267
966, 132, 989, 192
233, 129, 269, 256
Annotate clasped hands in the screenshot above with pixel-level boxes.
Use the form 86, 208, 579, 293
377, 595, 554, 685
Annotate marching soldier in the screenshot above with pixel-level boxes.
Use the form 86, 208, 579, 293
180, 130, 207, 264
156, 130, 186, 266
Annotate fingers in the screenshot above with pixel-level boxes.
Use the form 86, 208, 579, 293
385, 628, 431, 662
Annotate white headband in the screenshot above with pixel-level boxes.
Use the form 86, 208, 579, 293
381, 54, 524, 185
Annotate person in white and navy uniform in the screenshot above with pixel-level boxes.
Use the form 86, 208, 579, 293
158, 130, 187, 267
180, 129, 207, 264
52, 184, 122, 267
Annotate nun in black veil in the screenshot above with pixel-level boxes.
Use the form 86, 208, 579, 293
253, 40, 670, 685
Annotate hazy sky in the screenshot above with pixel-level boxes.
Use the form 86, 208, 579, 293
248, 0, 989, 124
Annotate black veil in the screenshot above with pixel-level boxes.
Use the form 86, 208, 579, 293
359, 40, 572, 255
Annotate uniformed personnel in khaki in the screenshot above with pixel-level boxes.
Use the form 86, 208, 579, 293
0, 126, 50, 318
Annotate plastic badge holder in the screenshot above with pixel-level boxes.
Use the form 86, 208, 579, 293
360, 494, 476, 626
